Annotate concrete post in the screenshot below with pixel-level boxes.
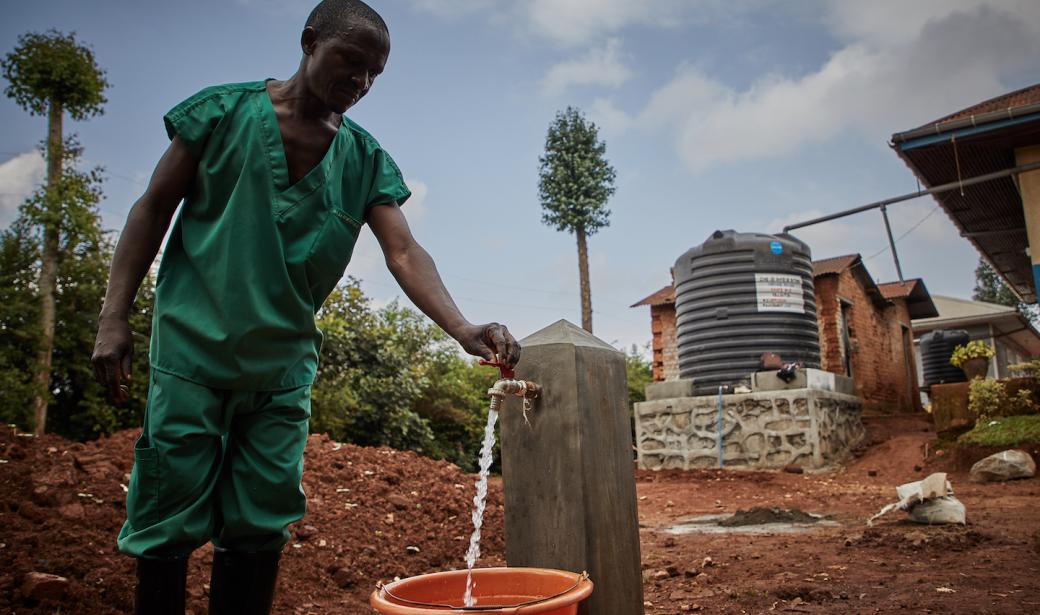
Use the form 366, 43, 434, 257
500, 320, 644, 615
1015, 145, 1040, 294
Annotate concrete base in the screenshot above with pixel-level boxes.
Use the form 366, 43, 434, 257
645, 379, 695, 401
634, 388, 864, 470
750, 368, 856, 395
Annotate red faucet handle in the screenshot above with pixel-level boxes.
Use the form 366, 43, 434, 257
479, 359, 515, 379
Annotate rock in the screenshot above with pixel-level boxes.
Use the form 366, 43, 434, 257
665, 565, 679, 577
332, 567, 356, 588
701, 556, 714, 568
387, 494, 411, 510
905, 530, 928, 547
294, 525, 318, 540
970, 450, 1036, 482
405, 545, 420, 554
21, 572, 68, 601
783, 465, 804, 474
652, 569, 671, 580
58, 502, 85, 519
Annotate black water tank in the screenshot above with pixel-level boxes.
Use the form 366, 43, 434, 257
674, 230, 821, 393
920, 329, 969, 387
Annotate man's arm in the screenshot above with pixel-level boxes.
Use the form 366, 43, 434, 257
367, 203, 520, 368
91, 136, 198, 404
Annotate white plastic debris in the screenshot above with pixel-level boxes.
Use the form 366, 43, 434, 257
867, 472, 966, 526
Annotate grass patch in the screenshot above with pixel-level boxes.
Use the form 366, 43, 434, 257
957, 415, 1040, 448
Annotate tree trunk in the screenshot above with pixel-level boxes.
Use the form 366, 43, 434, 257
31, 100, 63, 435
576, 225, 592, 333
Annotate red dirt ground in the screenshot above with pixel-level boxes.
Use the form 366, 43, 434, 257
2, 413, 1039, 614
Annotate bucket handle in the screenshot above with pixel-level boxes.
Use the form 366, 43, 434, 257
377, 570, 590, 612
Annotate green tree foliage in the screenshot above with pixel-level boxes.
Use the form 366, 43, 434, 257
973, 258, 1039, 324
311, 279, 497, 471
625, 345, 652, 407
0, 142, 153, 440
3, 29, 110, 433
1, 30, 108, 120
538, 106, 616, 333
973, 259, 1019, 307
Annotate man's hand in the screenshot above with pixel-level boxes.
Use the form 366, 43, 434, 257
457, 322, 521, 369
91, 316, 134, 405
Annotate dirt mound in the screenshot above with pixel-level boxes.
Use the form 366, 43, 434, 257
718, 507, 820, 527
0, 426, 504, 614
851, 525, 995, 553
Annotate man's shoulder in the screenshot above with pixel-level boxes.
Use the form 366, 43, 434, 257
173, 81, 266, 112
340, 116, 383, 150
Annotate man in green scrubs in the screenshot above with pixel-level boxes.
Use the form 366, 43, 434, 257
91, 1, 519, 613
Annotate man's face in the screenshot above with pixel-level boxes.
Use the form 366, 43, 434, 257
303, 24, 389, 114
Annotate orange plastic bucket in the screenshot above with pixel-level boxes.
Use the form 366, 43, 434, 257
370, 567, 593, 614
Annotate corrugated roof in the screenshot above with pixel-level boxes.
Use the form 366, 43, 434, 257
811, 254, 859, 277
890, 83, 1040, 303
878, 279, 939, 319
914, 295, 1017, 324
878, 281, 915, 299
631, 284, 674, 307
934, 83, 1040, 125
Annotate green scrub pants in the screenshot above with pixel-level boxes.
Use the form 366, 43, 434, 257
117, 370, 310, 559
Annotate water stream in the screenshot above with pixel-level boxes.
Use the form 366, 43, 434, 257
462, 406, 500, 607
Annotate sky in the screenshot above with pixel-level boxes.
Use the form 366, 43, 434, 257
2, 0, 1040, 356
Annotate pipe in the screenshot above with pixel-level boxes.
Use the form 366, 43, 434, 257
782, 160, 1040, 233
487, 379, 541, 415
716, 386, 725, 469
880, 205, 904, 282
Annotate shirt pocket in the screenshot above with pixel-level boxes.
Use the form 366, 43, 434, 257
305, 205, 362, 307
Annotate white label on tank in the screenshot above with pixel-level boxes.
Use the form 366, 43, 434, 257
755, 273, 804, 313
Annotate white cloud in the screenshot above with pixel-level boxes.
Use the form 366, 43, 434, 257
597, 2, 1040, 171
541, 39, 631, 96
525, 0, 687, 46
0, 151, 45, 230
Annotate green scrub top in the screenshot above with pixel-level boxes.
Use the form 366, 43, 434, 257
150, 81, 410, 390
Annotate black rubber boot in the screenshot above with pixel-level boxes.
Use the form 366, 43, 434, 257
134, 556, 188, 615
208, 548, 281, 615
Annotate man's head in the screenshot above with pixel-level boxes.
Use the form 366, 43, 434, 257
300, 0, 390, 114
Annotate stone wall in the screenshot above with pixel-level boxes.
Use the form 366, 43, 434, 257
634, 389, 865, 470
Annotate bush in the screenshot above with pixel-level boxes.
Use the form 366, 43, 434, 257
968, 378, 1006, 421
968, 378, 1037, 421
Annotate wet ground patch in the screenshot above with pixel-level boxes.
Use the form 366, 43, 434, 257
664, 507, 838, 535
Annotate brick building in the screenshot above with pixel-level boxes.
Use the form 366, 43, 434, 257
632, 254, 938, 413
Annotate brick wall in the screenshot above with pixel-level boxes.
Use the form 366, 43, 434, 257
645, 271, 923, 411
650, 304, 679, 381
815, 271, 922, 413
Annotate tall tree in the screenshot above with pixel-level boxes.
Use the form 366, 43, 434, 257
538, 106, 616, 333
0, 141, 152, 441
973, 258, 1019, 307
2, 30, 109, 433
973, 258, 1040, 325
